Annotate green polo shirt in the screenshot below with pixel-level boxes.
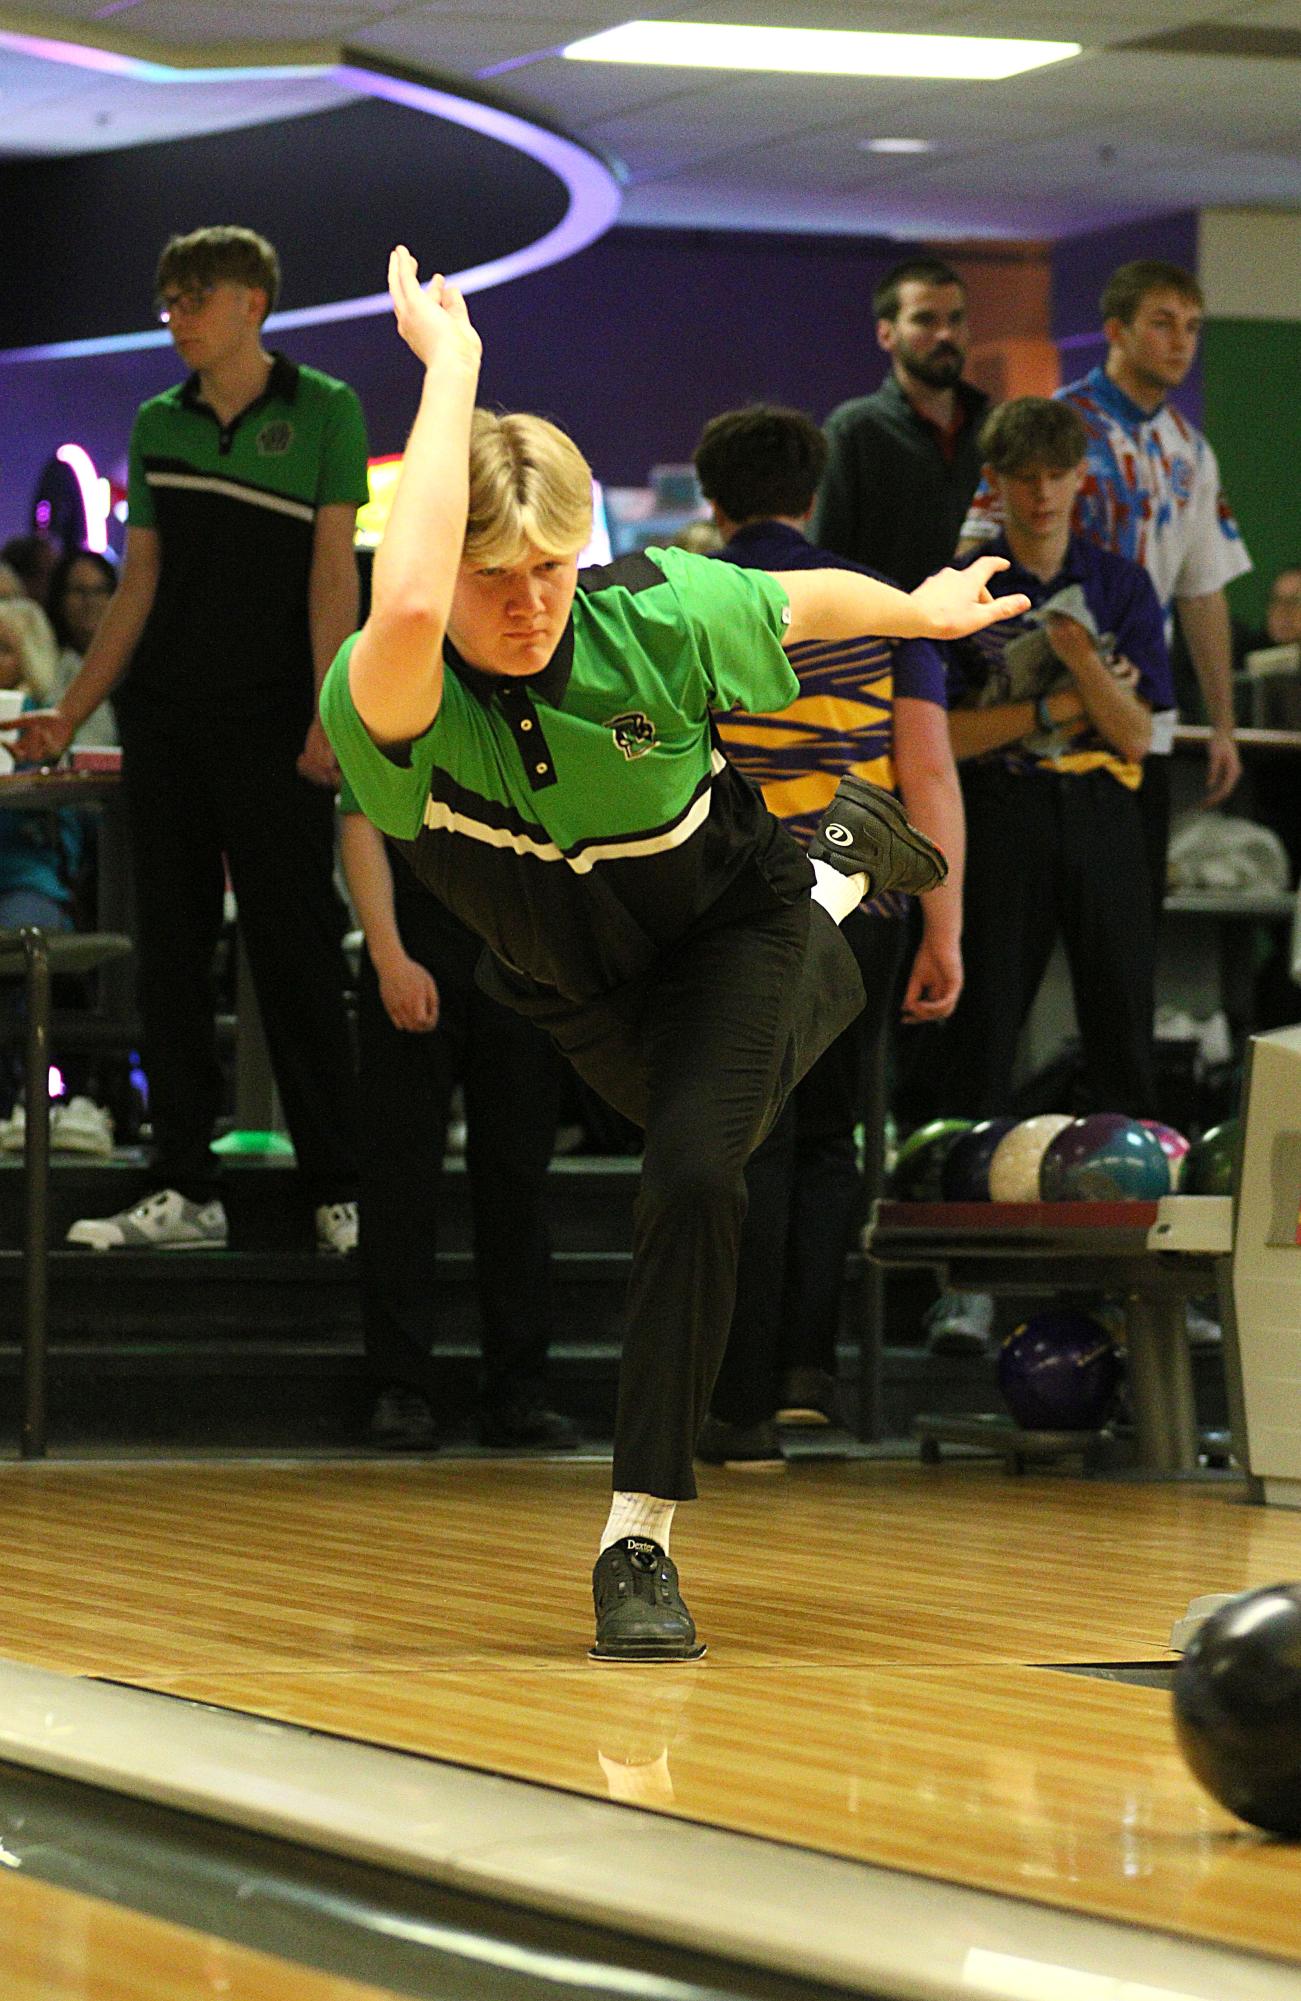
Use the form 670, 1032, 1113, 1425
325, 546, 810, 1001
123, 353, 369, 722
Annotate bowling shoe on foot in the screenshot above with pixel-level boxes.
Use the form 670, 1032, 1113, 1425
696, 1414, 786, 1470
67, 1188, 228, 1251
315, 1201, 358, 1254
590, 1537, 705, 1663
809, 774, 948, 895
775, 1368, 842, 1427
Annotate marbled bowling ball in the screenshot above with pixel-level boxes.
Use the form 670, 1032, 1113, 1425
1039, 1113, 1171, 1202
1174, 1584, 1301, 1836
1139, 1120, 1191, 1191
940, 1118, 1018, 1201
890, 1119, 973, 1201
987, 1114, 1074, 1204
1182, 1119, 1240, 1197
997, 1310, 1121, 1431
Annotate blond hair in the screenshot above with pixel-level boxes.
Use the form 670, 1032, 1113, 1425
0, 597, 58, 703
465, 410, 592, 567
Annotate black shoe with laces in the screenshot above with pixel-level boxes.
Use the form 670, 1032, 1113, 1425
479, 1400, 579, 1450
808, 773, 948, 894
696, 1413, 786, 1469
367, 1386, 440, 1451
590, 1537, 706, 1663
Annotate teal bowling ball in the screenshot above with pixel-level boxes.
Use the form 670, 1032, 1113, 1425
1183, 1119, 1240, 1197
1040, 1113, 1171, 1201
890, 1119, 973, 1201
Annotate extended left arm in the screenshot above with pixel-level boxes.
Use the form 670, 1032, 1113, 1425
1175, 588, 1241, 806
776, 558, 1030, 647
302, 502, 362, 786
892, 697, 964, 1021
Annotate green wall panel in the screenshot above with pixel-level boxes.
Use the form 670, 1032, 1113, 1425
1201, 318, 1301, 630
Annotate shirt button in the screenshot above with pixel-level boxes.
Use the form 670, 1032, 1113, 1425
535, 763, 548, 775
520, 718, 533, 731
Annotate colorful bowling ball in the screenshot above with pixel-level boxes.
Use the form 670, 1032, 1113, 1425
890, 1119, 973, 1201
1039, 1113, 1171, 1202
940, 1118, 1017, 1201
1140, 1120, 1191, 1191
1173, 1583, 1301, 1836
1182, 1119, 1240, 1197
988, 1114, 1074, 1203
996, 1310, 1121, 1431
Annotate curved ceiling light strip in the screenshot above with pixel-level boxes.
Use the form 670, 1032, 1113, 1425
0, 37, 622, 363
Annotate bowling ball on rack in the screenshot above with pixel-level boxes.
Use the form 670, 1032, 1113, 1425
940, 1117, 1018, 1201
987, 1114, 1074, 1203
890, 1119, 973, 1201
1173, 1583, 1301, 1836
1182, 1119, 1240, 1197
1039, 1113, 1171, 1202
1139, 1121, 1191, 1191
996, 1310, 1122, 1431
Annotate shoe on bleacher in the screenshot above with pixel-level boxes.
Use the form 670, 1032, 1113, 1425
923, 1289, 994, 1355
67, 1188, 228, 1251
315, 1200, 358, 1254
51, 1097, 114, 1158
809, 774, 948, 895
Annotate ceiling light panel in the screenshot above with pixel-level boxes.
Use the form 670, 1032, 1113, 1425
563, 20, 1082, 81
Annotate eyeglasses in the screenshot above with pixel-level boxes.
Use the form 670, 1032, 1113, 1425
155, 284, 216, 325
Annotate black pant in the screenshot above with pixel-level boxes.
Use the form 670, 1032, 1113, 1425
938, 764, 1157, 1119
1138, 753, 1172, 937
488, 894, 865, 1498
711, 907, 908, 1427
358, 888, 562, 1409
119, 712, 358, 1204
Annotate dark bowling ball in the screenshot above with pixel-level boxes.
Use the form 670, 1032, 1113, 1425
996, 1309, 1121, 1431
1173, 1583, 1301, 1836
1182, 1119, 1240, 1198
939, 1117, 1017, 1201
890, 1118, 973, 1201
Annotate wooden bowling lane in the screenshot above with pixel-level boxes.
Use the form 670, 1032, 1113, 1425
0, 1865, 403, 2001
5, 1457, 1301, 1968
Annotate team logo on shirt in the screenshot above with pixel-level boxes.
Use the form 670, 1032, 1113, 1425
256, 420, 294, 456
1169, 457, 1194, 502
607, 711, 658, 761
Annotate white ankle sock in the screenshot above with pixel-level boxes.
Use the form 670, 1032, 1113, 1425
601, 1492, 676, 1555
810, 856, 869, 924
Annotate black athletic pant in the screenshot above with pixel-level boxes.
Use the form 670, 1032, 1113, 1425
358, 886, 563, 1410
119, 711, 359, 1206
1138, 753, 1172, 937
938, 764, 1157, 1120
487, 892, 865, 1499
711, 906, 908, 1428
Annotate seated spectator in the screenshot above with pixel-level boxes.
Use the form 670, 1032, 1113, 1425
1262, 563, 1301, 651
47, 550, 120, 747
690, 404, 965, 1466
0, 533, 60, 610
938, 396, 1171, 1122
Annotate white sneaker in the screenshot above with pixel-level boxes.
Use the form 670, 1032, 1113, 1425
924, 1289, 994, 1356
67, 1188, 228, 1251
51, 1097, 114, 1158
315, 1200, 358, 1254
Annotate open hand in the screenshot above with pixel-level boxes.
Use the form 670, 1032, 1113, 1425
2, 708, 73, 767
387, 246, 482, 376
910, 558, 1032, 640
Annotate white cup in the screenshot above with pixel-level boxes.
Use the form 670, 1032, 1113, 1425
0, 689, 23, 776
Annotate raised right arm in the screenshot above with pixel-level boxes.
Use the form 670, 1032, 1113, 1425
346, 249, 482, 748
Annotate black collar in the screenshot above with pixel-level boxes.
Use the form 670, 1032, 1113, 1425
179, 351, 300, 423
877, 370, 988, 430
445, 616, 575, 709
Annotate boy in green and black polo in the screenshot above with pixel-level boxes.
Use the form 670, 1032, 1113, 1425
18, 227, 366, 1255
324, 249, 1027, 1663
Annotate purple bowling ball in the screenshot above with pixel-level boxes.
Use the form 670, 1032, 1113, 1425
1039, 1113, 1171, 1202
997, 1310, 1122, 1431
940, 1117, 1017, 1201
